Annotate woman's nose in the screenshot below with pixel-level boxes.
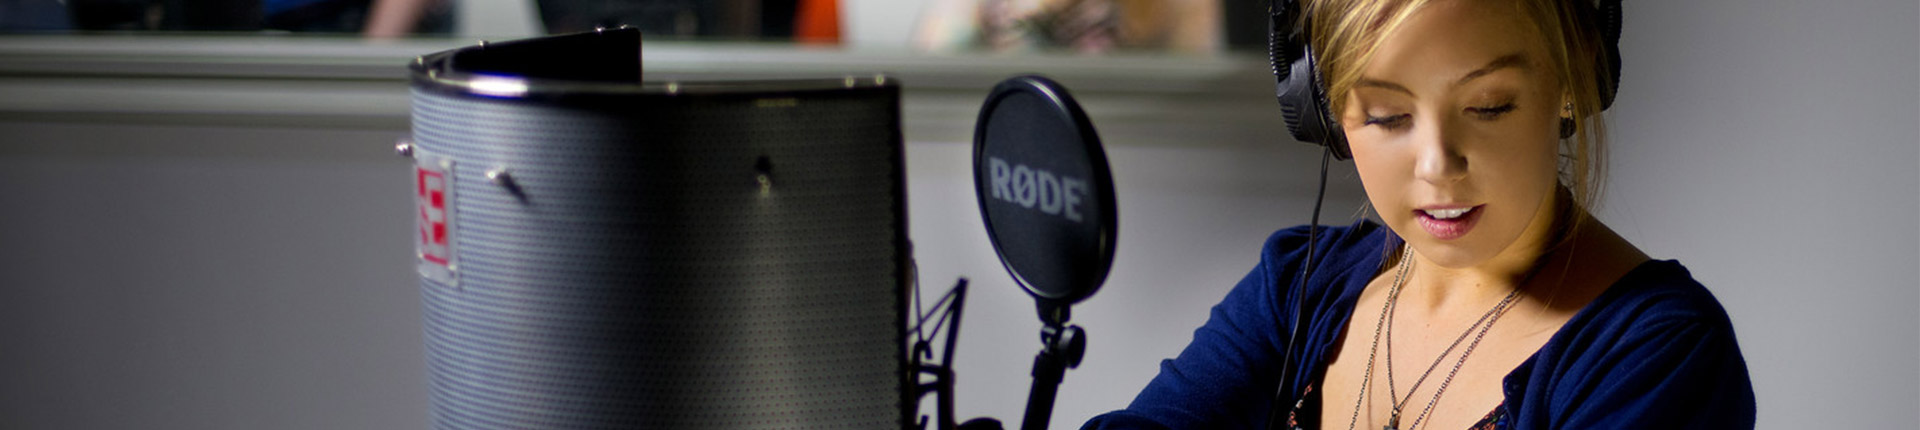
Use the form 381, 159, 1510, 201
1413, 117, 1469, 184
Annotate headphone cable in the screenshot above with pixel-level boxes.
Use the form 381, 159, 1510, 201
1267, 144, 1333, 430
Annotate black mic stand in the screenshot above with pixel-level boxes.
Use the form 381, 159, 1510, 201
911, 279, 972, 430
1019, 302, 1086, 430
914, 292, 1092, 430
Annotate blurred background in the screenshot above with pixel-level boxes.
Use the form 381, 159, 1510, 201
0, 0, 1245, 52
0, 0, 1913, 429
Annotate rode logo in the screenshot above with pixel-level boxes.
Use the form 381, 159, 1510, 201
415, 155, 457, 285
987, 157, 1087, 223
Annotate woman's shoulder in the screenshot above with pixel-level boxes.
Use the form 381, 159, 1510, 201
1522, 257, 1745, 371
1261, 219, 1389, 248
1530, 218, 1737, 345
1245, 220, 1395, 320
1256, 219, 1394, 274
1578, 259, 1738, 334
1508, 259, 1756, 427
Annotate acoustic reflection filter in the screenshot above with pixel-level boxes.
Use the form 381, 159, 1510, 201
407, 29, 908, 429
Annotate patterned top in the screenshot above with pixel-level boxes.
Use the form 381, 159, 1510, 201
1284, 383, 1502, 430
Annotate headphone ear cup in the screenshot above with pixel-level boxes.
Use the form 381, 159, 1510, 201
1268, 0, 1352, 159
1304, 55, 1351, 159
1596, 0, 1623, 110
1278, 52, 1351, 160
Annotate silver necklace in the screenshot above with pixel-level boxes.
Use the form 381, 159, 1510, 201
1343, 247, 1412, 430
1347, 247, 1523, 430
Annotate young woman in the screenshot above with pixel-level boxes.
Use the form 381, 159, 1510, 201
1083, 0, 1755, 428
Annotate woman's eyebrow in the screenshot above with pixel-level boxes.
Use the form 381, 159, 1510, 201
1354, 52, 1531, 96
1455, 53, 1530, 86
1355, 78, 1414, 95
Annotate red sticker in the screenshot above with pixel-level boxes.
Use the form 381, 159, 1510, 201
415, 154, 457, 286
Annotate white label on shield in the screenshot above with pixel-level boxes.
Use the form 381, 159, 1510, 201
415, 153, 458, 287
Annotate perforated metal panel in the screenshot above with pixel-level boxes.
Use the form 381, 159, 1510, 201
408, 84, 908, 429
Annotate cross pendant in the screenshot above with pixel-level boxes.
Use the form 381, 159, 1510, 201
1383, 413, 1400, 430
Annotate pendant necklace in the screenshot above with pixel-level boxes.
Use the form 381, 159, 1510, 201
1346, 246, 1523, 430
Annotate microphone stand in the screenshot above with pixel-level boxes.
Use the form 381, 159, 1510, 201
913, 286, 1095, 430
911, 280, 972, 430
1019, 303, 1086, 430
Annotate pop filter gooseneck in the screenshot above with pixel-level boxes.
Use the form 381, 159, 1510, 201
971, 75, 1118, 430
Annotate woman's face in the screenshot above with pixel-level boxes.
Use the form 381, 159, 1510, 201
1343, 0, 1565, 269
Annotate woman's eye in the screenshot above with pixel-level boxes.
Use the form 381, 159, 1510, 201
1468, 103, 1517, 120
1364, 114, 1411, 130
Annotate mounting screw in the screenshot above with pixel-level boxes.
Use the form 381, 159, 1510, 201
754, 156, 774, 197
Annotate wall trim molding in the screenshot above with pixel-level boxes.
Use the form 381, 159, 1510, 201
0, 34, 1290, 146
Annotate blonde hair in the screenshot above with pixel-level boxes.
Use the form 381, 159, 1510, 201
1304, 0, 1614, 220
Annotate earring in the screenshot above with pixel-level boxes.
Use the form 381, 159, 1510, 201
1559, 102, 1576, 139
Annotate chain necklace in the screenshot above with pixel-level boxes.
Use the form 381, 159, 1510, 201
1342, 247, 1412, 430
1346, 246, 1523, 430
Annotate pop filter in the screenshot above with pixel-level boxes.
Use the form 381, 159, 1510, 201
972, 75, 1118, 313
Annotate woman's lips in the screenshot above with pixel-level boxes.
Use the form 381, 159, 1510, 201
1415, 205, 1483, 240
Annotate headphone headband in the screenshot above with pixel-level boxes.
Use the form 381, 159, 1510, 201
1268, 0, 1624, 159
1594, 0, 1623, 110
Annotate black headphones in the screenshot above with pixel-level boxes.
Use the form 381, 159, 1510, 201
1262, 1, 1623, 429
1267, 0, 1623, 160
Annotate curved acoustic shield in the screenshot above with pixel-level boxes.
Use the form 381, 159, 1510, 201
408, 28, 908, 429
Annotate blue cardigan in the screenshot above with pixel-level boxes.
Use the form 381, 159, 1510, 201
1083, 221, 1755, 429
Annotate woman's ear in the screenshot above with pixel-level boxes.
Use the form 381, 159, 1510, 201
1559, 94, 1576, 139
